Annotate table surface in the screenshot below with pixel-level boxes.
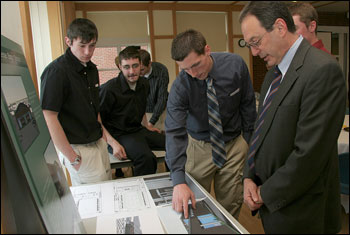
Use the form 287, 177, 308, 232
73, 172, 249, 234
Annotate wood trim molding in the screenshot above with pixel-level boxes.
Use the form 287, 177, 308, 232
174, 3, 244, 12
171, 5, 179, 77
249, 52, 254, 84
227, 10, 233, 53
75, 2, 245, 12
148, 6, 156, 61
74, 2, 246, 78
61, 2, 76, 51
172, 7, 177, 37
47, 1, 64, 60
154, 35, 174, 39
18, 1, 39, 96
75, 3, 150, 11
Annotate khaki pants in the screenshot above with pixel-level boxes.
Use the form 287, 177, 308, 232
186, 134, 248, 219
58, 138, 112, 186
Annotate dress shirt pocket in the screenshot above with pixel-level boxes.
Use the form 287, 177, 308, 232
219, 88, 241, 117
229, 88, 240, 97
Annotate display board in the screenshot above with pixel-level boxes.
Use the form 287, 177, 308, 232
1, 35, 85, 233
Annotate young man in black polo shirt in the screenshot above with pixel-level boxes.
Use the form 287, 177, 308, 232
99, 46, 166, 176
40, 18, 126, 186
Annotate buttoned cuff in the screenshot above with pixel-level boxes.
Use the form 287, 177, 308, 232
149, 116, 159, 126
261, 186, 287, 213
243, 131, 253, 144
170, 170, 186, 187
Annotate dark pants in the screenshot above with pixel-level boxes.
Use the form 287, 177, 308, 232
109, 128, 165, 176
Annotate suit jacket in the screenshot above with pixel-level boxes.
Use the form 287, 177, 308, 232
243, 39, 346, 233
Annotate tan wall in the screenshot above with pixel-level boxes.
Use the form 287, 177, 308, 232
176, 12, 227, 52
75, 3, 252, 91
232, 11, 251, 75
87, 11, 149, 46
152, 10, 176, 90
153, 10, 173, 36
155, 39, 176, 90
233, 38, 251, 75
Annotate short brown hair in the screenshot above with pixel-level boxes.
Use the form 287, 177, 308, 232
114, 56, 119, 68
118, 46, 140, 65
288, 2, 318, 31
67, 18, 98, 43
139, 49, 151, 67
171, 29, 206, 62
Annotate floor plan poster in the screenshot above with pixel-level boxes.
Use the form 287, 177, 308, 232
70, 179, 152, 219
144, 175, 173, 206
70, 184, 103, 219
1, 75, 39, 152
114, 179, 151, 212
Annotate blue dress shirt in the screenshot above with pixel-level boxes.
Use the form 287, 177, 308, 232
165, 52, 257, 185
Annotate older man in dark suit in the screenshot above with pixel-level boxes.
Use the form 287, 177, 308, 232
239, 2, 346, 234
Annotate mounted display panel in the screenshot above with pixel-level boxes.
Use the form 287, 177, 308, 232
1, 35, 85, 233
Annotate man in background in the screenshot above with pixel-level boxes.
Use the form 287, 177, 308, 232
139, 49, 169, 132
288, 2, 331, 54
41, 18, 126, 186
100, 46, 165, 176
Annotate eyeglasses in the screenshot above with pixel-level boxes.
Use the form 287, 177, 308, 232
244, 31, 268, 49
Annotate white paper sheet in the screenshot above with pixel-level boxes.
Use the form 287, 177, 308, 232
70, 183, 105, 219
157, 205, 188, 234
114, 178, 151, 212
70, 178, 151, 219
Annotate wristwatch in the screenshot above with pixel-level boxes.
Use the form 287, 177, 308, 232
70, 155, 81, 166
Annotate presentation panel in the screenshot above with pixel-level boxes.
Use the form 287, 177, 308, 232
1, 35, 85, 233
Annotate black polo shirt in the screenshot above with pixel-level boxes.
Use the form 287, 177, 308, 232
40, 48, 102, 144
99, 73, 149, 137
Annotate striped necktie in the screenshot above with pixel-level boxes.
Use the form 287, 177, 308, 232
247, 66, 282, 173
206, 76, 226, 168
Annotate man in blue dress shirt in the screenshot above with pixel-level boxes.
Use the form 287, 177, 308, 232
165, 29, 256, 219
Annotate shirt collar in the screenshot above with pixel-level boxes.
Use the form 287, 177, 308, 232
65, 47, 95, 72
278, 35, 303, 79
119, 72, 141, 93
207, 55, 216, 81
144, 66, 152, 78
312, 39, 324, 50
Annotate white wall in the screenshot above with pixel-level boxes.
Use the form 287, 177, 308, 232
1, 1, 24, 50
1, 1, 52, 95
29, 1, 52, 94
